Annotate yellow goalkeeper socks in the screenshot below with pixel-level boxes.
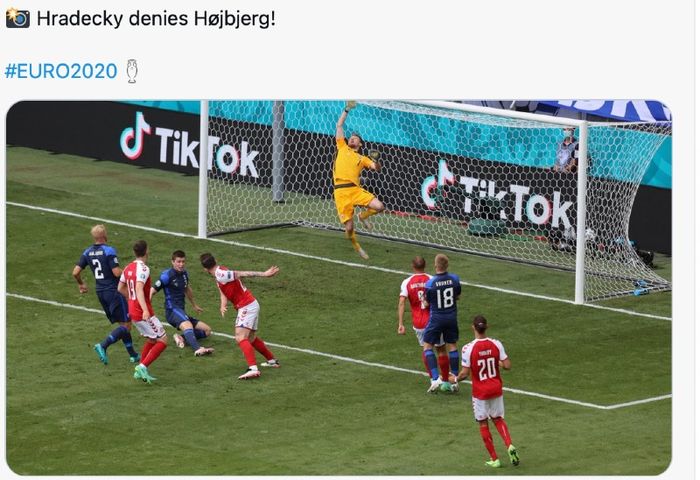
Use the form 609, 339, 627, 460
347, 230, 361, 251
359, 209, 379, 221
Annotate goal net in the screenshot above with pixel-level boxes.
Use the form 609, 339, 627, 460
201, 100, 671, 303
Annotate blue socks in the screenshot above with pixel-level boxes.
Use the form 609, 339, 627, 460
448, 350, 460, 376
423, 349, 440, 380
183, 328, 201, 351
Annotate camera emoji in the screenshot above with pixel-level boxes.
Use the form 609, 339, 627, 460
6, 7, 30, 28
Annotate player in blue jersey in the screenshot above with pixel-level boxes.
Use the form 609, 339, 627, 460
72, 224, 140, 364
150, 250, 214, 356
422, 253, 462, 393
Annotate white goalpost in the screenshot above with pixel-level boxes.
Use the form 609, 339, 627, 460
198, 100, 671, 304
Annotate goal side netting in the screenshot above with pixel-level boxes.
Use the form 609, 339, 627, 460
201, 100, 671, 303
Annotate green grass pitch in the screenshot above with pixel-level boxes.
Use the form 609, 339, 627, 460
6, 147, 671, 475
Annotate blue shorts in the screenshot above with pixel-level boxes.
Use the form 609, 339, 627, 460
423, 316, 459, 345
165, 308, 199, 329
96, 289, 129, 324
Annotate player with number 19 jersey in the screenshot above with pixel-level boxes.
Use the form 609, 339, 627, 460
120, 260, 155, 320
462, 337, 508, 400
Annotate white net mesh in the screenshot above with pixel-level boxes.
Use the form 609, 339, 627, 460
206, 100, 670, 302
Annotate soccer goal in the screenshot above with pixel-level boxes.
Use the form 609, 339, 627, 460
198, 100, 671, 304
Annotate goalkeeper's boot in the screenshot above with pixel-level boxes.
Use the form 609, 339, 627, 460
173, 333, 185, 349
238, 367, 261, 380
129, 353, 141, 363
508, 445, 520, 466
427, 378, 442, 393
485, 459, 502, 468
356, 247, 369, 260
261, 359, 281, 368
94, 344, 108, 365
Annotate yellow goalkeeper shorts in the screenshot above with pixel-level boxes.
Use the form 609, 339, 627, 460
333, 185, 375, 224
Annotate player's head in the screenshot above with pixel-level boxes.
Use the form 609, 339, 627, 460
472, 314, 488, 335
200, 252, 217, 272
133, 240, 148, 259
171, 250, 186, 272
90, 224, 107, 243
434, 253, 449, 273
412, 255, 426, 272
348, 132, 363, 150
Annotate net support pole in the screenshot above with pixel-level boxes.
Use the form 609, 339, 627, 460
271, 101, 285, 203
574, 122, 589, 304
197, 100, 209, 238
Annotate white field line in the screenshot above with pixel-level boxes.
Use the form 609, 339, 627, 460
6, 292, 671, 411
8, 202, 671, 322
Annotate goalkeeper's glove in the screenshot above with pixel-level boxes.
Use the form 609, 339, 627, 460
368, 150, 380, 161
344, 100, 357, 112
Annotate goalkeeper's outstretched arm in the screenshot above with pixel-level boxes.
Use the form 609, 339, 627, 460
336, 100, 356, 139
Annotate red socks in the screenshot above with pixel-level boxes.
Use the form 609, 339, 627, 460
142, 341, 166, 367
438, 354, 450, 381
479, 423, 498, 460
251, 337, 275, 361
493, 417, 513, 447
237, 338, 257, 366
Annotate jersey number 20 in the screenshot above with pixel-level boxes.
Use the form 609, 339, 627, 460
477, 357, 497, 381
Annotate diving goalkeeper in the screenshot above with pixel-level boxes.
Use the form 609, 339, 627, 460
333, 100, 385, 260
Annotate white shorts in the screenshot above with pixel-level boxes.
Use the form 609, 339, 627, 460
133, 315, 166, 339
472, 395, 505, 421
414, 327, 445, 347
235, 300, 260, 331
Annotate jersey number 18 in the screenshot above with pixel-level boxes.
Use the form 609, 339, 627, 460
436, 287, 454, 309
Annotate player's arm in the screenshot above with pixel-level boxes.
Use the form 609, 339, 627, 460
397, 296, 407, 335
219, 291, 228, 317
186, 285, 204, 313
71, 265, 88, 294
150, 272, 167, 300
117, 277, 128, 298
500, 357, 512, 370
336, 100, 356, 139
234, 266, 280, 278
455, 366, 470, 382
135, 281, 150, 320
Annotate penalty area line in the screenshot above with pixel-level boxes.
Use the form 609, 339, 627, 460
8, 202, 671, 321
6, 292, 671, 411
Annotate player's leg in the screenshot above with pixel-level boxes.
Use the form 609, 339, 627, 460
235, 327, 260, 379
132, 318, 167, 384
435, 342, 451, 382
489, 397, 519, 465
113, 293, 139, 361
358, 196, 385, 230
444, 320, 461, 377
94, 291, 129, 364
234, 305, 261, 379
242, 302, 277, 367
474, 400, 500, 467
171, 309, 203, 352
415, 328, 432, 376
422, 326, 443, 392
335, 188, 368, 259
189, 319, 214, 356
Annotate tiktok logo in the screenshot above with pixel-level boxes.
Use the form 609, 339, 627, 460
120, 111, 152, 160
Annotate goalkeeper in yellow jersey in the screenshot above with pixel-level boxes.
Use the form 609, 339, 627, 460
333, 100, 385, 259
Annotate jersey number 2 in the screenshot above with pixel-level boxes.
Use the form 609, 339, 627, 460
91, 259, 104, 279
